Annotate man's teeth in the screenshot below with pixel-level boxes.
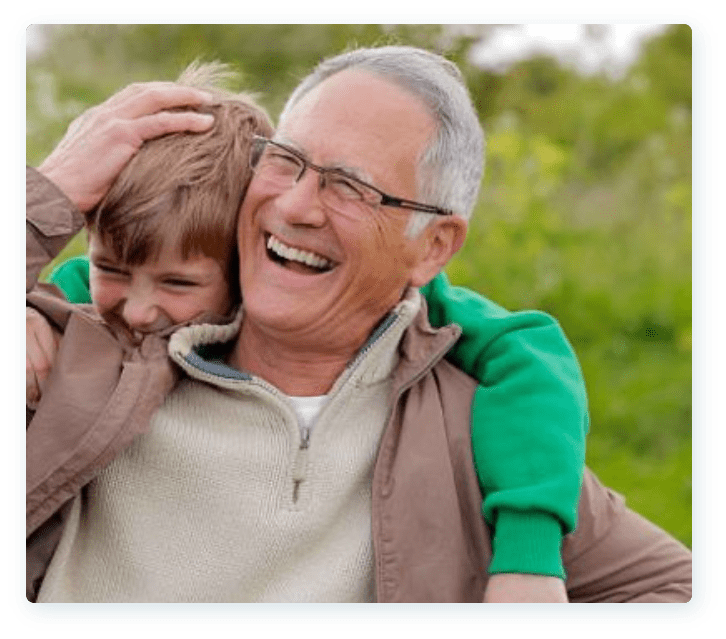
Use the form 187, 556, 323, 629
267, 235, 333, 270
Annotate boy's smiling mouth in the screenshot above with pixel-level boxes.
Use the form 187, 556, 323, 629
265, 233, 337, 275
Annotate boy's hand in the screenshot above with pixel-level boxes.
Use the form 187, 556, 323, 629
483, 574, 569, 603
26, 308, 60, 407
38, 82, 216, 213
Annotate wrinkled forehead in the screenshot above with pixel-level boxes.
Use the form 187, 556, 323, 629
278, 70, 435, 188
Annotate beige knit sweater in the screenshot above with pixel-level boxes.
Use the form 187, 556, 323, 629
37, 292, 420, 602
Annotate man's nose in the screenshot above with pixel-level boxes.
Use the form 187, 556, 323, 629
275, 169, 328, 227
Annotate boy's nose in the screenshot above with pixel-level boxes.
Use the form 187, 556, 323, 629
121, 295, 164, 333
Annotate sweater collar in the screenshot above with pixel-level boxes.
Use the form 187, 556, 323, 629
168, 287, 459, 391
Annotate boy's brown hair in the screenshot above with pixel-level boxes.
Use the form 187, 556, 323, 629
86, 61, 274, 308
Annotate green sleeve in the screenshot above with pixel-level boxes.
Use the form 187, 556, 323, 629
420, 272, 589, 579
47, 255, 92, 304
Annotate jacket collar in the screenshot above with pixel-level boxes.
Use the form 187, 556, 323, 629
392, 292, 463, 394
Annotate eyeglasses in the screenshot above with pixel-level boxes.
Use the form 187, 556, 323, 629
249, 136, 453, 217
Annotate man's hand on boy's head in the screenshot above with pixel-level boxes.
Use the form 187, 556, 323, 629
26, 307, 61, 408
38, 82, 216, 213
483, 573, 569, 603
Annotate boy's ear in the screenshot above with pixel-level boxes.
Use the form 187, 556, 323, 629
409, 216, 468, 288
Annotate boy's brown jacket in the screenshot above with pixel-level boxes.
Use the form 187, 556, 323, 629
26, 167, 692, 603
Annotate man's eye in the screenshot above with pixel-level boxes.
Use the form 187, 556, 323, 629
329, 175, 366, 200
266, 151, 301, 171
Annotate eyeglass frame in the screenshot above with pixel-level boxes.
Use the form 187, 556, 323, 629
249, 136, 454, 217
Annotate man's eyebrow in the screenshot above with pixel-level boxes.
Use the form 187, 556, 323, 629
273, 135, 374, 183
328, 162, 373, 184
273, 134, 305, 154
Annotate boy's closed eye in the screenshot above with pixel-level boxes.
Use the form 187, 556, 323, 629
162, 277, 201, 288
93, 261, 130, 277
87, 234, 232, 323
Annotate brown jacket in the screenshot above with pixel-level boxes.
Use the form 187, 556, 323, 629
26, 167, 692, 603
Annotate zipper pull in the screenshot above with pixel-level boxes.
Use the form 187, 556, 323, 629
292, 425, 311, 502
300, 425, 310, 450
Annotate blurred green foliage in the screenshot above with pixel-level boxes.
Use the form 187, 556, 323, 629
26, 24, 691, 547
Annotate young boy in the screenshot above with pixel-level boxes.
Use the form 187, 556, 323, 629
27, 64, 587, 601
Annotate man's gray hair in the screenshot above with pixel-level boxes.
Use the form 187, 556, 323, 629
280, 45, 485, 236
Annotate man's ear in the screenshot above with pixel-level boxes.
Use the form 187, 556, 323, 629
409, 216, 468, 288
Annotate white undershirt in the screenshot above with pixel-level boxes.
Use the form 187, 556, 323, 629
287, 394, 329, 432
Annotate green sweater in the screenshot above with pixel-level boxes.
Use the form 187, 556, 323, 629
48, 259, 588, 579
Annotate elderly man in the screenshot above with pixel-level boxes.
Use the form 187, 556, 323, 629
27, 46, 691, 602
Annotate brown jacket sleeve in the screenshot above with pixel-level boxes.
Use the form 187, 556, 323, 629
563, 469, 692, 602
26, 166, 85, 292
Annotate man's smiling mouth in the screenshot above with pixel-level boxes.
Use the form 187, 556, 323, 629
265, 233, 337, 274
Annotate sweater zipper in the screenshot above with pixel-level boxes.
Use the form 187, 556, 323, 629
178, 309, 406, 506
180, 357, 312, 505
289, 314, 401, 504
292, 425, 311, 503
